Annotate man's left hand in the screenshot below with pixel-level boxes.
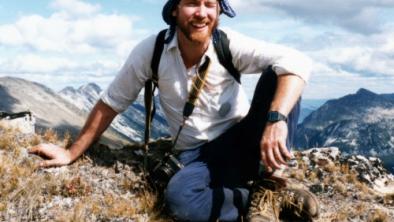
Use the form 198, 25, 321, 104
260, 121, 292, 172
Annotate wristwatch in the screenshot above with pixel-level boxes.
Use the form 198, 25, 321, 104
267, 111, 287, 123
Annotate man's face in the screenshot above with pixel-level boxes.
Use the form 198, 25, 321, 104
172, 0, 220, 44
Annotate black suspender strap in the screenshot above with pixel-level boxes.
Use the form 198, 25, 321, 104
143, 29, 167, 173
151, 29, 167, 85
144, 29, 167, 151
213, 29, 241, 83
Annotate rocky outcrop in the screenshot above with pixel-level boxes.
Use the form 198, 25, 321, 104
289, 147, 394, 221
0, 111, 35, 134
295, 147, 394, 194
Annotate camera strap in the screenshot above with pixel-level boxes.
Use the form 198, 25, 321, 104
172, 56, 211, 148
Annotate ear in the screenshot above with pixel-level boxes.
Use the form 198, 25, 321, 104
172, 7, 177, 17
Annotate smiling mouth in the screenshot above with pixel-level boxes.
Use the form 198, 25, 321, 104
191, 22, 209, 31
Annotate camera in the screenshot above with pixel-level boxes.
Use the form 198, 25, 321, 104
150, 153, 184, 189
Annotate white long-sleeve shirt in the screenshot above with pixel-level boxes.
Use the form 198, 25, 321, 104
101, 28, 312, 150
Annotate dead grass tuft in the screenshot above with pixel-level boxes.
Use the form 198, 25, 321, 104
355, 181, 372, 196
306, 170, 318, 183
0, 202, 6, 212
367, 208, 389, 222
324, 162, 339, 173
62, 131, 73, 148
333, 181, 347, 196
383, 193, 394, 205
290, 169, 305, 181
346, 170, 359, 184
42, 129, 58, 143
333, 208, 349, 222
340, 163, 350, 175
354, 203, 367, 216
0, 130, 16, 151
61, 176, 91, 197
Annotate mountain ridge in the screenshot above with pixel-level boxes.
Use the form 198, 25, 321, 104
0, 77, 129, 147
296, 87, 394, 172
58, 81, 170, 142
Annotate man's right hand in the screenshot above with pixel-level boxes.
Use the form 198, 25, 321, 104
29, 143, 73, 168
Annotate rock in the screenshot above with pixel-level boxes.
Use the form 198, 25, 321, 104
310, 183, 325, 193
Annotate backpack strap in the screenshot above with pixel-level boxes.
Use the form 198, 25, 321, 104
151, 29, 167, 86
144, 29, 167, 149
213, 29, 241, 83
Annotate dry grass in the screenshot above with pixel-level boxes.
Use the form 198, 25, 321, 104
0, 125, 165, 221
355, 181, 372, 196
367, 208, 389, 222
383, 193, 394, 205
323, 162, 339, 173
290, 169, 305, 181
332, 208, 349, 222
42, 128, 58, 144
61, 176, 92, 197
333, 181, 347, 196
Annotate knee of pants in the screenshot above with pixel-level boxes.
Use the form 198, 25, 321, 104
165, 163, 211, 221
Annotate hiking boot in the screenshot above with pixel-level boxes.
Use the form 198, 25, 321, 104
246, 178, 320, 222
246, 179, 282, 222
279, 187, 320, 221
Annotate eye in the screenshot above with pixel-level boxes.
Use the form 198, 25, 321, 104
182, 0, 198, 7
205, 1, 218, 8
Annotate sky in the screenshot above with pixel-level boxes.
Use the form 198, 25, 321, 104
0, 0, 394, 99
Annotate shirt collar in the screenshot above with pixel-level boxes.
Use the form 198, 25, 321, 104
166, 29, 178, 51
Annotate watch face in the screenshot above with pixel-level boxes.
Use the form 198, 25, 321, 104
267, 111, 287, 122
268, 112, 279, 121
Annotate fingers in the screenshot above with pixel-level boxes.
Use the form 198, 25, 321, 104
261, 141, 282, 171
261, 148, 272, 172
261, 139, 289, 171
38, 159, 60, 168
267, 146, 281, 169
28, 145, 41, 155
278, 140, 292, 160
273, 143, 287, 165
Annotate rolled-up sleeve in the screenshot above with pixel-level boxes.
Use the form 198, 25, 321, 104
225, 29, 313, 83
101, 35, 156, 113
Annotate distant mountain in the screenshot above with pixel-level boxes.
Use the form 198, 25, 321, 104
382, 93, 394, 101
59, 83, 170, 142
0, 77, 128, 147
299, 99, 327, 123
59, 83, 101, 111
295, 88, 394, 172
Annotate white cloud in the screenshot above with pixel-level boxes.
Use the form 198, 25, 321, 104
0, 12, 136, 55
50, 0, 101, 17
0, 0, 146, 90
0, 25, 24, 45
232, 0, 394, 34
304, 29, 394, 77
0, 53, 119, 75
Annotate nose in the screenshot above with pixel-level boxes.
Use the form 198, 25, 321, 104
195, 5, 208, 18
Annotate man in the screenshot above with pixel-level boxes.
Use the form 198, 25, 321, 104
30, 0, 319, 221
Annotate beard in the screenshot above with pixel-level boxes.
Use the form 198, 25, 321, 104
176, 18, 219, 44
